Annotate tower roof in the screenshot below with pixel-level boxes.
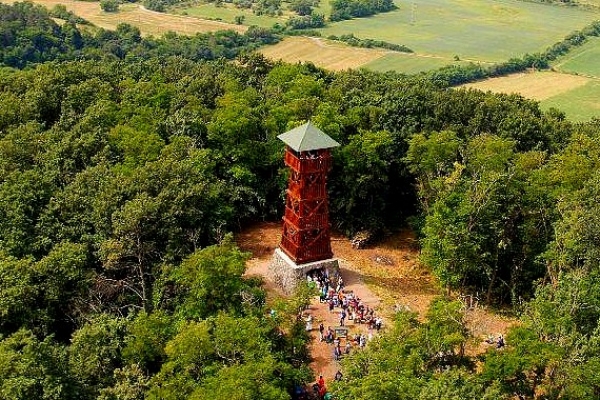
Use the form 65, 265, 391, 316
277, 121, 340, 152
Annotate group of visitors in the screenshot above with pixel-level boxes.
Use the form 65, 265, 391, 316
303, 268, 385, 399
307, 269, 383, 327
305, 268, 338, 297
330, 293, 383, 330
328, 290, 382, 331
307, 268, 385, 347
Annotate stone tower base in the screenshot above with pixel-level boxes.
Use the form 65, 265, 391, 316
270, 248, 339, 294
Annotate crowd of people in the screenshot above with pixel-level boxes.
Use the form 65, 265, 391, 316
300, 268, 384, 400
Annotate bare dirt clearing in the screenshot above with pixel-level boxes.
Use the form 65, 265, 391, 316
462, 71, 591, 100
258, 36, 388, 71
237, 222, 517, 382
3, 0, 245, 36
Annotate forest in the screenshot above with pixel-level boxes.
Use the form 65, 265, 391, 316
1, 2, 600, 399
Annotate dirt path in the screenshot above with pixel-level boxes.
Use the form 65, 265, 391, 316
237, 222, 517, 384
302, 258, 384, 381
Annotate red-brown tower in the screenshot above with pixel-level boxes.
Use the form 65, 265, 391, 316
278, 122, 340, 264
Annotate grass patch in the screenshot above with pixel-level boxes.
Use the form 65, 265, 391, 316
363, 53, 466, 74
541, 80, 600, 121
317, 0, 600, 62
313, 0, 333, 17
176, 3, 286, 27
553, 36, 600, 78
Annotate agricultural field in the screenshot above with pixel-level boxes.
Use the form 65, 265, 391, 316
464, 34, 600, 122
259, 36, 388, 70
463, 72, 590, 101
363, 52, 467, 74
1, 0, 245, 35
463, 71, 600, 121
540, 80, 600, 121
316, 0, 600, 62
553, 36, 600, 78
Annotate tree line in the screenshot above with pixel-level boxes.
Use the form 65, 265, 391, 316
326, 33, 413, 52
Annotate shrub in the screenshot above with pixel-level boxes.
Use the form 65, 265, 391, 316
330, 0, 395, 21
100, 0, 119, 12
285, 13, 325, 29
328, 33, 413, 53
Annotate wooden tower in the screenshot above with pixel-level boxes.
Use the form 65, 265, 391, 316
277, 122, 340, 264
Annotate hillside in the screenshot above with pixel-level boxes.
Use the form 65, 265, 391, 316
1, 3, 600, 399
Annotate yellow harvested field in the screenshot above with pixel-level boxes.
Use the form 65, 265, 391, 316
259, 36, 388, 71
462, 71, 591, 101
2, 0, 246, 36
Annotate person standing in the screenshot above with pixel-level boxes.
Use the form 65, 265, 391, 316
318, 375, 325, 390
317, 375, 326, 399
497, 334, 505, 349
334, 370, 343, 381
375, 317, 383, 331
336, 277, 344, 292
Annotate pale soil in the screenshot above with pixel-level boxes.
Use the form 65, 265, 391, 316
237, 222, 517, 383
2, 0, 246, 36
258, 36, 389, 71
462, 71, 591, 101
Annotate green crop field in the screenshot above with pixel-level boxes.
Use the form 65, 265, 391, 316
554, 36, 600, 78
313, 0, 332, 17
363, 53, 467, 74
176, 3, 286, 27
316, 0, 600, 62
541, 80, 600, 122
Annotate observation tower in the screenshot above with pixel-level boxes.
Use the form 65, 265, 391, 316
270, 122, 340, 292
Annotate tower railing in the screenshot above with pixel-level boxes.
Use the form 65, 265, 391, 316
284, 151, 332, 174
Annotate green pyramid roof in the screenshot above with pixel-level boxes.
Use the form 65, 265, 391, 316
277, 121, 340, 152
